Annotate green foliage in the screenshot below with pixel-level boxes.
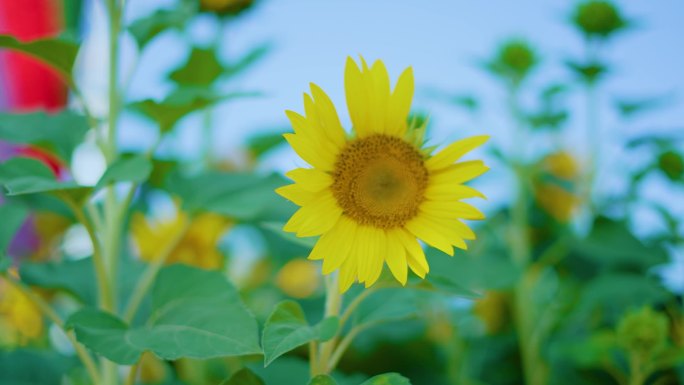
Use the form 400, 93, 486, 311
129, 88, 253, 133
572, 217, 668, 270
657, 150, 684, 182
128, 7, 194, 48
352, 289, 420, 327
166, 171, 293, 221
0, 34, 79, 82
170, 47, 224, 87
360, 373, 411, 385
221, 368, 265, 385
0, 111, 89, 163
0, 350, 78, 385
247, 131, 288, 159
67, 265, 261, 364
566, 60, 608, 84
262, 300, 339, 365
309, 374, 339, 385
0, 157, 91, 203
96, 154, 153, 189
616, 307, 668, 358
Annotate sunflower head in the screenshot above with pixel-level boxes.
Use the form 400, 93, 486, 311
277, 57, 488, 292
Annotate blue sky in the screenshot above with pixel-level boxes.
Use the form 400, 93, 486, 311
74, 0, 684, 237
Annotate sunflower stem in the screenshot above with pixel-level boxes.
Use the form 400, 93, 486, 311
314, 273, 342, 375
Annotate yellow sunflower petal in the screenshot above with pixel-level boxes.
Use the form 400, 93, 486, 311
308, 83, 347, 147
345, 57, 370, 137
369, 60, 390, 135
405, 216, 454, 256
285, 168, 332, 192
283, 133, 335, 171
426, 135, 490, 170
275, 184, 315, 206
420, 200, 485, 220
319, 217, 356, 273
386, 66, 414, 138
385, 230, 408, 285
339, 256, 357, 293
430, 160, 489, 184
364, 227, 386, 287
424, 183, 487, 201
395, 229, 429, 277
283, 192, 342, 237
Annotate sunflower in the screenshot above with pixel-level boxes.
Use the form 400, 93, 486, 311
276, 57, 488, 292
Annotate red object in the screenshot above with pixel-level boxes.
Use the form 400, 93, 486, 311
0, 0, 66, 111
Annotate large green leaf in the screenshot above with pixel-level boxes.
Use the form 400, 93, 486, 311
574, 217, 668, 270
262, 300, 339, 366
167, 171, 294, 221
0, 35, 79, 82
96, 154, 153, 189
19, 257, 145, 308
220, 368, 265, 385
169, 47, 224, 87
0, 111, 90, 163
0, 349, 78, 385
426, 248, 521, 290
67, 264, 261, 364
360, 373, 411, 385
352, 289, 420, 328
129, 88, 256, 133
0, 157, 91, 203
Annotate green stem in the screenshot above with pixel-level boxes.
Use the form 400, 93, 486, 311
1, 275, 102, 385
122, 220, 191, 323
314, 273, 342, 375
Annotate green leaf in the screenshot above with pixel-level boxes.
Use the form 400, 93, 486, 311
352, 289, 420, 327
220, 368, 265, 385
566, 59, 608, 84
247, 130, 287, 159
0, 160, 92, 203
360, 373, 411, 385
416, 275, 481, 298
308, 375, 338, 385
67, 264, 261, 364
169, 47, 224, 87
0, 349, 79, 385
574, 217, 668, 270
20, 257, 146, 307
0, 35, 78, 82
128, 7, 194, 48
0, 111, 90, 163
130, 88, 255, 133
96, 154, 153, 189
167, 171, 294, 221
260, 222, 316, 249
426, 248, 521, 290
224, 44, 271, 79
262, 300, 335, 366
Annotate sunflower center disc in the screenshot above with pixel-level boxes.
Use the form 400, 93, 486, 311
331, 134, 428, 229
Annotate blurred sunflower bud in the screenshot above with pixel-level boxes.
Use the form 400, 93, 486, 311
131, 210, 230, 270
0, 274, 44, 347
473, 291, 509, 334
486, 39, 538, 87
275, 258, 320, 298
139, 352, 167, 384
426, 314, 454, 343
572, 1, 628, 39
200, 0, 255, 16
533, 151, 582, 222
616, 307, 668, 359
658, 150, 684, 182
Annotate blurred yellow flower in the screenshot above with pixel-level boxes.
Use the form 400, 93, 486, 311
131, 211, 230, 270
0, 275, 43, 347
276, 258, 320, 298
277, 57, 488, 292
139, 352, 167, 384
534, 151, 582, 222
